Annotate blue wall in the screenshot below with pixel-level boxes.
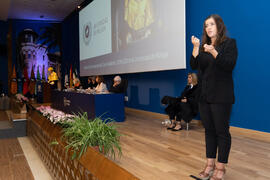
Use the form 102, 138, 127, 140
0, 21, 8, 94
186, 0, 270, 132
62, 0, 270, 133
124, 0, 270, 133
62, 13, 80, 84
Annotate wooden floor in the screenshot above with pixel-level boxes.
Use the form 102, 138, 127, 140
0, 138, 34, 180
0, 111, 12, 129
1, 108, 270, 180
114, 108, 270, 180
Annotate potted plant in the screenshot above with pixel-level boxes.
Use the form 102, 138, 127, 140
60, 112, 122, 160
12, 93, 29, 113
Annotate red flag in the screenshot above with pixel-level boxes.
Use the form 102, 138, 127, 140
23, 67, 29, 95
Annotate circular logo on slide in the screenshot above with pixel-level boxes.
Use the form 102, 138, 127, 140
83, 22, 92, 46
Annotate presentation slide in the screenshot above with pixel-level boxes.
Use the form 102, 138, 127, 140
79, 0, 186, 76
79, 0, 112, 60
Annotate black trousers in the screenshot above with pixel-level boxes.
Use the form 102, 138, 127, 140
165, 102, 194, 123
199, 102, 232, 163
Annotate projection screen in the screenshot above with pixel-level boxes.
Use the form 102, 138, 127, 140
79, 0, 185, 76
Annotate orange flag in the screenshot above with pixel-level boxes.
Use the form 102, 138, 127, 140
69, 65, 73, 88
10, 65, 18, 95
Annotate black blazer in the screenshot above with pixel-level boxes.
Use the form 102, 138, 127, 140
83, 82, 97, 89
109, 83, 124, 93
179, 84, 199, 115
109, 79, 128, 94
190, 38, 238, 104
179, 85, 198, 104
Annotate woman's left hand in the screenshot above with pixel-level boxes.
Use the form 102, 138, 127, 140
204, 44, 214, 52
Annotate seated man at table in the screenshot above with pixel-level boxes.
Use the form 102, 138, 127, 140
109, 76, 126, 93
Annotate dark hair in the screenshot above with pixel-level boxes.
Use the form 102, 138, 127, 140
96, 75, 104, 84
201, 14, 227, 51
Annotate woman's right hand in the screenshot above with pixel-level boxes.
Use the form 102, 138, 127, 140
191, 36, 200, 47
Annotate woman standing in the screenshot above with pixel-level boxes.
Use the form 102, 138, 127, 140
190, 14, 238, 180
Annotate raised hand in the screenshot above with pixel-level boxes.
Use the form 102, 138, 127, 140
191, 35, 200, 47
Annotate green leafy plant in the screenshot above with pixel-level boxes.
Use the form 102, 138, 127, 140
61, 112, 122, 160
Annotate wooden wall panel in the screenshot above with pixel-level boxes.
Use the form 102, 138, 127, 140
27, 107, 139, 180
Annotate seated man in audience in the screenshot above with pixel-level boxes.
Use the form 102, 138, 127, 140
161, 73, 199, 131
95, 75, 108, 93
109, 75, 125, 93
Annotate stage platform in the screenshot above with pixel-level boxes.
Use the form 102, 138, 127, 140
1, 106, 270, 179
114, 108, 270, 180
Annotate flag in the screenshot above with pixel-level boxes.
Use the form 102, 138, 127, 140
69, 65, 73, 88
35, 65, 41, 95
29, 65, 36, 95
64, 73, 68, 86
42, 65, 46, 82
75, 68, 78, 77
10, 65, 18, 95
22, 67, 29, 95
36, 66, 43, 103
73, 71, 76, 85
17, 68, 23, 94
36, 65, 41, 81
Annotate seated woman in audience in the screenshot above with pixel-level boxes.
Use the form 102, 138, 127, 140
95, 75, 108, 93
109, 75, 125, 93
164, 73, 199, 131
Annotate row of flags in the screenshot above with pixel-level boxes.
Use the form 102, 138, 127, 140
65, 65, 79, 88
10, 64, 79, 96
10, 65, 46, 96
